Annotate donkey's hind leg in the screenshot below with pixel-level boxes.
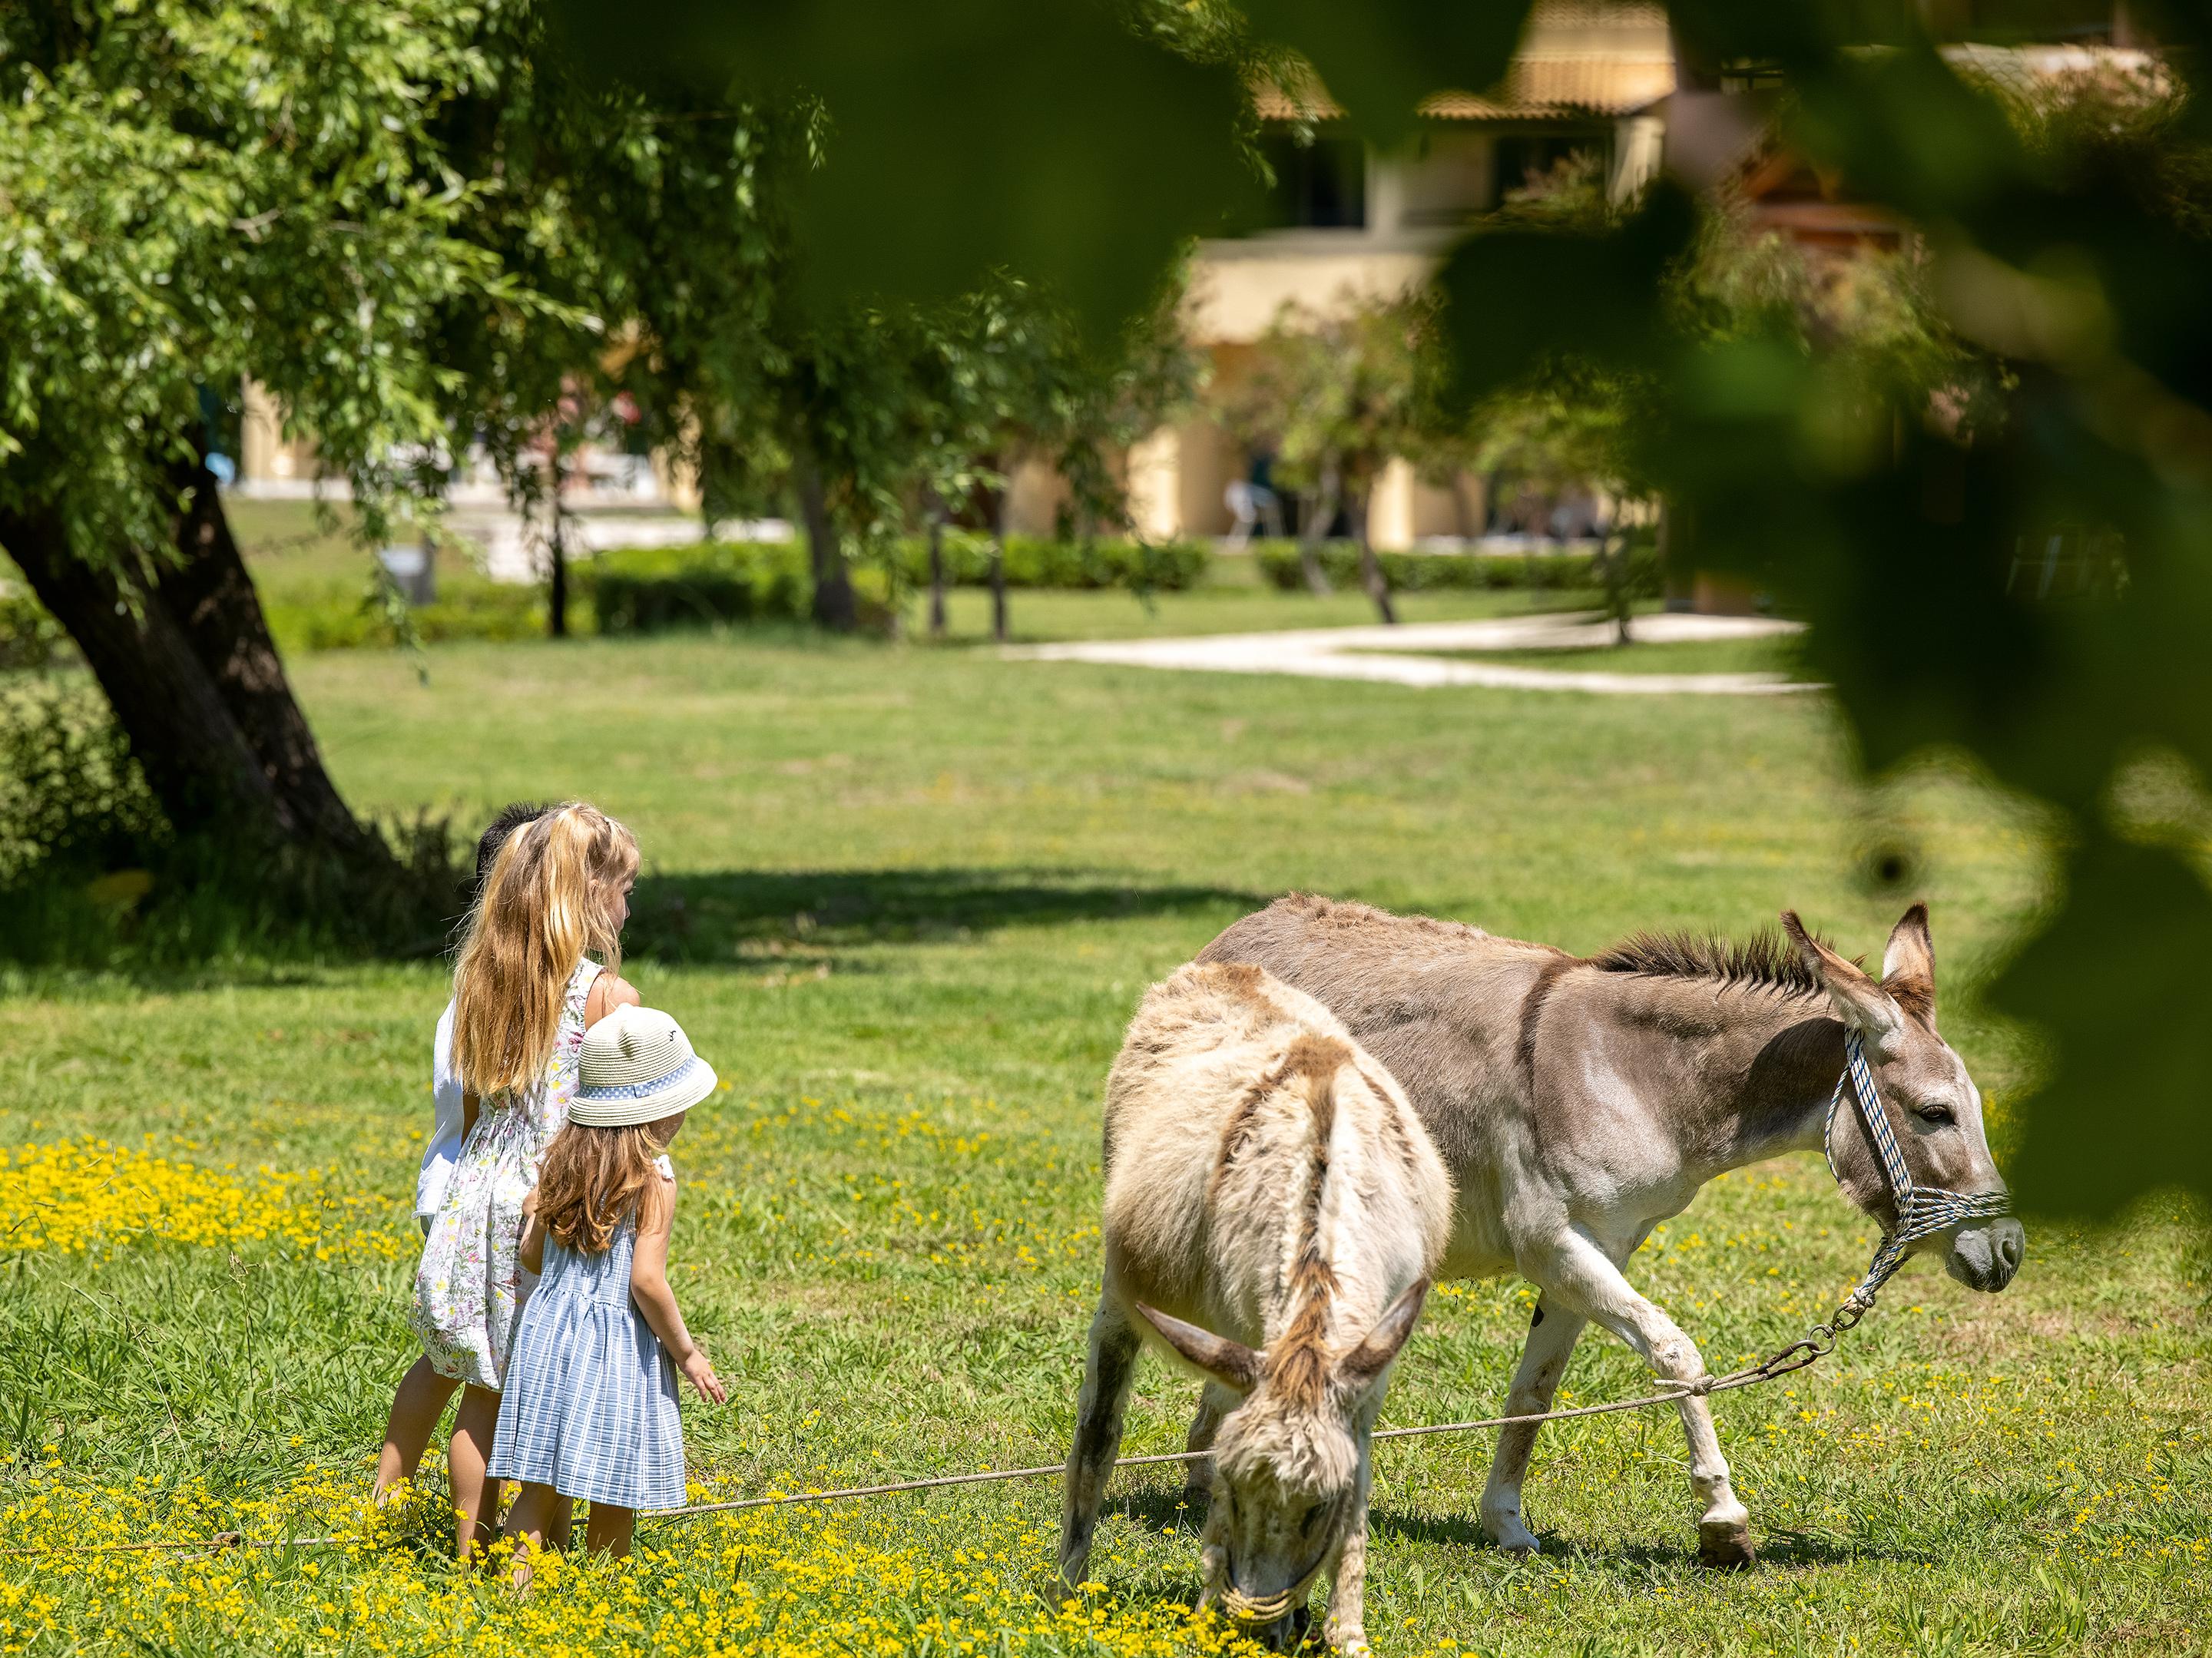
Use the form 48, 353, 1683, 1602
1057, 1294, 1142, 1597
1176, 1383, 1237, 1514
1522, 1226, 1755, 1569
1478, 1296, 1588, 1555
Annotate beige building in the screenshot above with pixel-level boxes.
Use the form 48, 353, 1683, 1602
1102, 0, 1677, 548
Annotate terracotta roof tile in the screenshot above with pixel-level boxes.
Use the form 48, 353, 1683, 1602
1253, 2, 1674, 124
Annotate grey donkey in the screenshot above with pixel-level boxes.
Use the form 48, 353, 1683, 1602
1058, 961, 1452, 1654
1197, 895, 2024, 1568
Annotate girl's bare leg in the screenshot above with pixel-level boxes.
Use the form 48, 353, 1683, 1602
584, 1503, 635, 1559
504, 1481, 561, 1590
373, 1356, 461, 1501
448, 1384, 505, 1560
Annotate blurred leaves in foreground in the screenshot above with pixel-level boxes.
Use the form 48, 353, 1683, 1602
546, 0, 2212, 1219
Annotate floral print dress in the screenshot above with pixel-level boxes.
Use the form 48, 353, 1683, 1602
411, 959, 602, 1389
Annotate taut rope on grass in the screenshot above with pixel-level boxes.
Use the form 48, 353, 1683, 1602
5, 1031, 1958, 1561
0, 1311, 1839, 1558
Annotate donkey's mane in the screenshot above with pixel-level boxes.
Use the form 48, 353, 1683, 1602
1589, 927, 1838, 998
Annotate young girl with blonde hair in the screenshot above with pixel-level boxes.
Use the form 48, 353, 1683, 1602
411, 801, 641, 1557
493, 1004, 726, 1584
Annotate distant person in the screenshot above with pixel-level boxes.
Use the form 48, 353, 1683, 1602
1223, 478, 1285, 549
493, 1005, 727, 1587
371, 801, 546, 1508
409, 802, 643, 1558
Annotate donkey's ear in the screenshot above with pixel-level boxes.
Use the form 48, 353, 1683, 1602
1338, 1279, 1429, 1392
1780, 910, 1905, 1055
1134, 1303, 1261, 1395
1879, 903, 1936, 1026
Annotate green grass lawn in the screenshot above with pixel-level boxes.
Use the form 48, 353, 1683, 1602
2, 621, 2206, 1656
1419, 631, 1813, 680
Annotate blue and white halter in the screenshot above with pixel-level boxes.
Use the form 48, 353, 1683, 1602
1825, 1031, 2013, 1315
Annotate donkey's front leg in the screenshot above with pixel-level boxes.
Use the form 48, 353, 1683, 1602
1057, 1295, 1142, 1597
1323, 1421, 1379, 1656
1479, 1296, 1588, 1555
1527, 1228, 1754, 1568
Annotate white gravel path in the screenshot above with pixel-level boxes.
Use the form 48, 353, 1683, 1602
1013, 612, 1814, 696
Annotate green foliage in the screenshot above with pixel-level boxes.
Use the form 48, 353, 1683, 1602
0, 585, 65, 670
0, 677, 467, 965
0, 0, 536, 554
588, 542, 813, 633
1422, 27, 2212, 1217
263, 581, 562, 652
588, 537, 1211, 636
1226, 297, 1433, 511
896, 535, 1210, 594
0, 679, 167, 884
547, 0, 1260, 335
1253, 540, 1661, 597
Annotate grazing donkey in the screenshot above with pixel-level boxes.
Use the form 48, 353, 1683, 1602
1058, 961, 1450, 1653
1198, 895, 2025, 1569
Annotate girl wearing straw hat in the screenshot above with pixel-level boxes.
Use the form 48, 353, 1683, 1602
493, 1004, 727, 1582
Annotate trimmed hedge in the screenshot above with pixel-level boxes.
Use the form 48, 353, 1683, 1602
587, 535, 1210, 635
265, 581, 557, 650
586, 541, 812, 634
1253, 540, 1661, 597
891, 534, 1210, 592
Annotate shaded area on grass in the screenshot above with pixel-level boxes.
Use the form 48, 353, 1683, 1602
624, 866, 1264, 964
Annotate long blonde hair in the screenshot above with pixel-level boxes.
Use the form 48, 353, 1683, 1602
451, 802, 638, 1100
530, 1119, 671, 1253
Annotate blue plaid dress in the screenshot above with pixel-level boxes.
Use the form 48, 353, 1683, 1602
487, 1163, 686, 1510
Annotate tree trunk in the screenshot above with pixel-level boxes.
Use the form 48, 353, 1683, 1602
1296, 460, 1339, 596
2, 462, 385, 865
926, 505, 948, 638
990, 485, 1010, 644
1601, 528, 1634, 644
1350, 486, 1397, 625
791, 438, 856, 632
547, 455, 570, 640
1657, 498, 1694, 613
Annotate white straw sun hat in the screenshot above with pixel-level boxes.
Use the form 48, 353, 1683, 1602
569, 1004, 718, 1127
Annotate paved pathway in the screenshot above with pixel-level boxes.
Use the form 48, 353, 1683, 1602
1015, 612, 1813, 695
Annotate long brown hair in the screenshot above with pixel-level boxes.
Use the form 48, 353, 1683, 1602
531, 1120, 670, 1253
450, 803, 637, 1100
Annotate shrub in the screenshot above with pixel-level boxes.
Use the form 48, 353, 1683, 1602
585, 541, 812, 633
1250, 539, 1661, 598
0, 681, 471, 966
263, 577, 559, 652
584, 536, 1207, 635
0, 678, 167, 884
0, 589, 67, 669
891, 534, 1210, 593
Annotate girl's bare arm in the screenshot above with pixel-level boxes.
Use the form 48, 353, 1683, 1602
630, 1183, 726, 1403
584, 974, 641, 1029
518, 1213, 545, 1276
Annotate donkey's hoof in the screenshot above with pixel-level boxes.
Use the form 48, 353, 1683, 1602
1697, 1521, 1757, 1570
1483, 1516, 1542, 1557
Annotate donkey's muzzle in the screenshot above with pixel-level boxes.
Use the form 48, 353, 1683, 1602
1945, 1216, 2025, 1292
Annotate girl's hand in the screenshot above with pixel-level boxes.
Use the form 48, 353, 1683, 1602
678, 1347, 727, 1405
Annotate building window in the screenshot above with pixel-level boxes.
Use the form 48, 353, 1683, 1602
1260, 134, 1368, 229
